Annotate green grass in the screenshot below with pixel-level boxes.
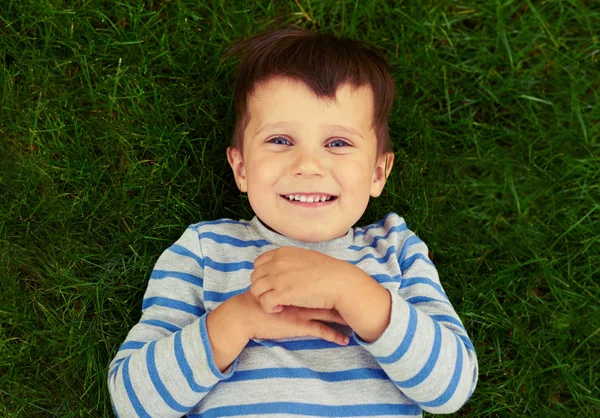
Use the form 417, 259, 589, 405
1, 0, 598, 416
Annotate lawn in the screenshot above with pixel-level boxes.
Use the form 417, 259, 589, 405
1, 0, 598, 416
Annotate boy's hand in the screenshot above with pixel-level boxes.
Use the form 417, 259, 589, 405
236, 290, 350, 346
250, 246, 352, 313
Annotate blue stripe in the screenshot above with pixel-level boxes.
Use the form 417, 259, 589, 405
184, 246, 403, 273
204, 287, 249, 302
174, 330, 213, 392
353, 222, 384, 238
196, 247, 400, 270
430, 315, 465, 330
167, 244, 204, 268
395, 321, 441, 388
140, 319, 182, 333
199, 231, 271, 248
142, 297, 204, 316
401, 253, 434, 272
119, 341, 147, 351
348, 223, 407, 250
406, 296, 449, 305
375, 303, 418, 364
150, 270, 203, 287
429, 315, 476, 351
226, 367, 388, 383
371, 273, 403, 283
146, 341, 191, 412
109, 358, 125, 380
419, 336, 464, 407
400, 277, 446, 297
201, 248, 402, 273
122, 356, 152, 418
397, 236, 424, 266
457, 334, 476, 352
246, 338, 359, 350
354, 213, 396, 237
191, 402, 422, 417
348, 245, 397, 266
204, 256, 254, 272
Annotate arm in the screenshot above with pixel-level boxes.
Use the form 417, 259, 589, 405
336, 232, 478, 414
107, 226, 247, 418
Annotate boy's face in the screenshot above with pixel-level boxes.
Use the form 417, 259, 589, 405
227, 76, 393, 243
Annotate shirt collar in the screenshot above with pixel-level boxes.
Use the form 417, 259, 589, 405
248, 216, 355, 252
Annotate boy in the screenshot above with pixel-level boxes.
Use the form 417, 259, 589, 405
108, 26, 478, 417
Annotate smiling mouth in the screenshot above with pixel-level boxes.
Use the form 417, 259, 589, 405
280, 194, 338, 204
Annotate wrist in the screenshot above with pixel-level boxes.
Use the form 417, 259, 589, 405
205, 295, 252, 373
334, 262, 370, 309
227, 293, 255, 340
336, 268, 392, 343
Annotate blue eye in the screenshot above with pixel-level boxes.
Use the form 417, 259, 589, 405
327, 139, 349, 147
268, 137, 291, 145
267, 137, 349, 147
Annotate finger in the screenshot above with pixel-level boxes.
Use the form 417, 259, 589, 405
259, 289, 288, 313
305, 320, 350, 346
254, 250, 275, 269
249, 266, 267, 284
250, 279, 272, 301
326, 308, 349, 326
300, 307, 348, 326
258, 289, 278, 313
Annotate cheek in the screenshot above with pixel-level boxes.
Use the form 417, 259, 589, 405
247, 155, 282, 187
337, 159, 374, 190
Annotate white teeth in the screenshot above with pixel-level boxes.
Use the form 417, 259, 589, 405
285, 194, 333, 202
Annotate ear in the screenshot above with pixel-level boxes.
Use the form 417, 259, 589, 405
370, 152, 394, 198
227, 147, 247, 192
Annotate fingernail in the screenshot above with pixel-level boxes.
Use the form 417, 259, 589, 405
273, 305, 282, 313
343, 337, 350, 344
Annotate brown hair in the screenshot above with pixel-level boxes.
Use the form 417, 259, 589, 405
223, 25, 396, 159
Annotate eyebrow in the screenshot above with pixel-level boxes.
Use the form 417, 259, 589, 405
255, 121, 364, 139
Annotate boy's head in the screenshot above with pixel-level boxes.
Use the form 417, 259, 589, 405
224, 26, 396, 242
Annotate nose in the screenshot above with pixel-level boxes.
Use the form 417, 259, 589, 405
292, 146, 325, 177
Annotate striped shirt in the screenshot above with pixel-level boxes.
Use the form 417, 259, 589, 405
108, 212, 478, 417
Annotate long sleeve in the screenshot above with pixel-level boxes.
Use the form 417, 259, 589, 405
353, 228, 478, 414
107, 226, 239, 417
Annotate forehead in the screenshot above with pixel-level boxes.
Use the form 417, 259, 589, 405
246, 76, 374, 137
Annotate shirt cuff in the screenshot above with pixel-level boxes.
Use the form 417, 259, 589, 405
199, 314, 239, 380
